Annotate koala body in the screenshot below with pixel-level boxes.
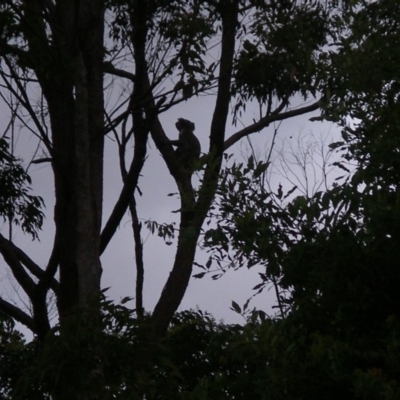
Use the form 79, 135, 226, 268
171, 118, 201, 170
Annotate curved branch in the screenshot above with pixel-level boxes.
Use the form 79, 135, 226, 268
0, 235, 53, 337
100, 141, 147, 253
0, 297, 35, 332
0, 234, 36, 297
223, 99, 322, 151
0, 234, 59, 292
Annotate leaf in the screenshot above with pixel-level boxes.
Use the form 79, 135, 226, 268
328, 141, 345, 150
253, 162, 268, 178
332, 161, 350, 172
193, 272, 206, 279
258, 310, 266, 322
120, 296, 133, 305
252, 282, 264, 290
243, 298, 251, 311
194, 261, 206, 270
284, 185, 298, 199
230, 301, 241, 314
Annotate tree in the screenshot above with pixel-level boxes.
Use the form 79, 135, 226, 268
0, 0, 339, 397
203, 1, 400, 398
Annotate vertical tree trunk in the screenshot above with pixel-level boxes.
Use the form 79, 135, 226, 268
151, 1, 239, 337
23, 1, 105, 397
44, 0, 105, 320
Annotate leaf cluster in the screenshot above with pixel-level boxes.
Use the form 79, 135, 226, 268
233, 1, 332, 104
0, 138, 44, 239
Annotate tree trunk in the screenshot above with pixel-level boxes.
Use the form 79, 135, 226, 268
41, 0, 105, 321
151, 1, 239, 337
23, 1, 105, 398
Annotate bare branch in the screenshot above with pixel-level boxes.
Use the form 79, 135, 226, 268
0, 234, 59, 293
224, 99, 322, 151
100, 127, 148, 252
130, 197, 144, 319
0, 57, 53, 151
0, 234, 36, 297
103, 62, 136, 81
32, 157, 52, 164
0, 296, 35, 332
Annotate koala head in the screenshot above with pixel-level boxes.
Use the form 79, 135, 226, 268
176, 118, 195, 132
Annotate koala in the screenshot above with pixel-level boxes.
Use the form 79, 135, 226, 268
170, 118, 201, 171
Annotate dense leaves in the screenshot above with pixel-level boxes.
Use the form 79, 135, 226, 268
0, 138, 43, 239
200, 1, 400, 398
0, 313, 26, 400
234, 1, 331, 102
3, 304, 399, 399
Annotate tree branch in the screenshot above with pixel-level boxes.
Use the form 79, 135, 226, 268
152, 0, 239, 338
223, 99, 322, 151
1, 57, 53, 152
0, 234, 36, 297
0, 233, 59, 292
0, 231, 52, 337
194, 0, 239, 220
0, 297, 35, 333
113, 116, 145, 319
103, 62, 136, 81
130, 197, 144, 319
100, 75, 148, 254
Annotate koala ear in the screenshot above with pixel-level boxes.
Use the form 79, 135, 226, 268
191, 122, 195, 130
